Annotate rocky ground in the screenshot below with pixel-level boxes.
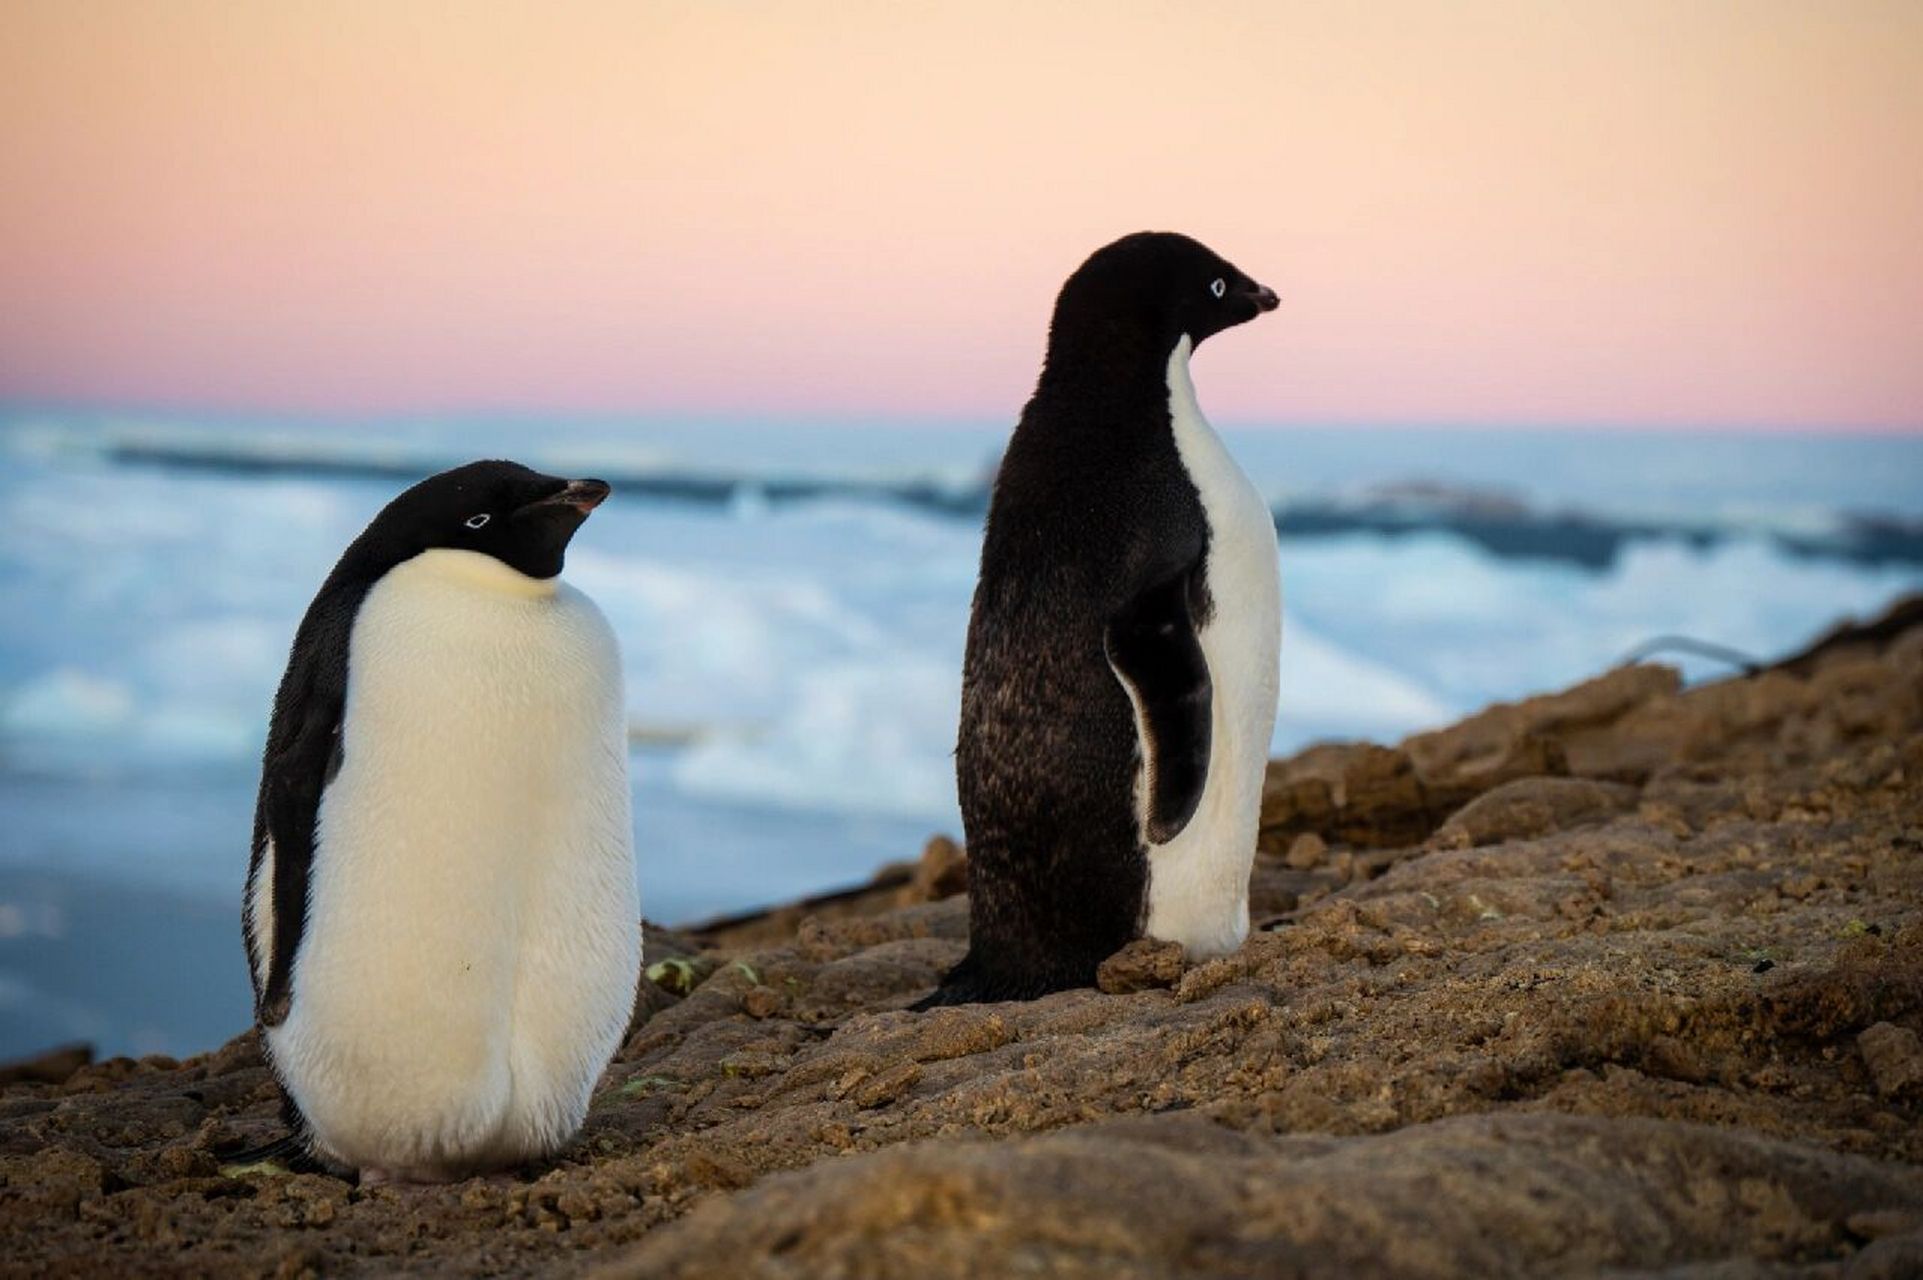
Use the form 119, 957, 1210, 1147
3, 601, 1920, 1278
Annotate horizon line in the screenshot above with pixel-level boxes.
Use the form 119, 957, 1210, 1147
2, 398, 1920, 441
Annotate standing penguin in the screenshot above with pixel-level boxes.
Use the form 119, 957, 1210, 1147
919, 232, 1281, 1006
243, 460, 640, 1183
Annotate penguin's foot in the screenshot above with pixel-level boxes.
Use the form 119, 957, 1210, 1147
911, 952, 1097, 1008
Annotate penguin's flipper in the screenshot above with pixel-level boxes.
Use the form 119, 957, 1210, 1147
1105, 569, 1213, 844
254, 615, 351, 1027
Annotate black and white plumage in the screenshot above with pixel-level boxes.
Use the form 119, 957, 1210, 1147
244, 460, 639, 1183
920, 232, 1282, 1006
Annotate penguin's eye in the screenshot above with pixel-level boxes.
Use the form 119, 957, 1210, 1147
464, 513, 491, 530
1209, 278, 1227, 299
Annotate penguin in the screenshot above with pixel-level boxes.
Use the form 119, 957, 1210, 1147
918, 231, 1281, 1006
242, 460, 640, 1183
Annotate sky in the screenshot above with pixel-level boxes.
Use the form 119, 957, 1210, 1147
1, 1, 1920, 430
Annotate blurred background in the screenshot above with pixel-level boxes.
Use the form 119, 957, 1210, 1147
2, 1, 1919, 1059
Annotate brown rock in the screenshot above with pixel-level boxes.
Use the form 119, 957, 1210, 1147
1858, 1022, 1923, 1098
1779, 874, 1822, 901
0, 1043, 92, 1086
1433, 776, 1638, 847
740, 987, 782, 1020
612, 1114, 1923, 1279
903, 835, 969, 903
1258, 773, 1337, 838
793, 899, 968, 963
850, 1061, 923, 1109
1404, 664, 1679, 783
1284, 832, 1327, 870
1096, 939, 1186, 994
1259, 744, 1439, 849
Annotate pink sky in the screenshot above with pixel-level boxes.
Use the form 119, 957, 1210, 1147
2, 1, 1920, 429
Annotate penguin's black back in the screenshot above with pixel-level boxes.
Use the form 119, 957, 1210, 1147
924, 253, 1220, 1005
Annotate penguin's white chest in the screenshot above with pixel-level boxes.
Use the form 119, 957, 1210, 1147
267, 549, 639, 1178
1142, 337, 1283, 957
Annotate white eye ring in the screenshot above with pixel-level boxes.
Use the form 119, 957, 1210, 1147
1210, 278, 1227, 299
464, 513, 491, 529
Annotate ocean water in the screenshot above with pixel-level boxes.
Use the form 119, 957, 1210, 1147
2, 412, 1919, 1058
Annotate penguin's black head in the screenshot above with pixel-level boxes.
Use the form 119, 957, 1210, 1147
370, 460, 610, 581
1047, 231, 1278, 364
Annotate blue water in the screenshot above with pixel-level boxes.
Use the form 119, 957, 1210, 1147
2, 410, 1919, 1058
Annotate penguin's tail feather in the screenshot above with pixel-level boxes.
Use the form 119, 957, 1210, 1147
216, 1131, 328, 1176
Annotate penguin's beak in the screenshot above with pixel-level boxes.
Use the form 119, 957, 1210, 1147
1245, 283, 1280, 313
521, 479, 611, 517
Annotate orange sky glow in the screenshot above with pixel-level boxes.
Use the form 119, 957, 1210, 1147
2, 1, 1920, 429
